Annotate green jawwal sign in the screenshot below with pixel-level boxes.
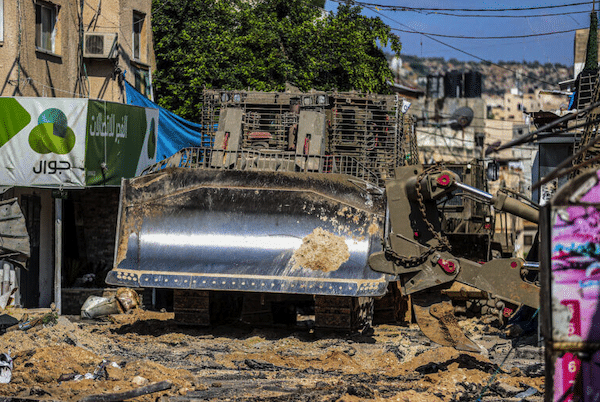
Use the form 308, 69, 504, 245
85, 101, 158, 186
0, 98, 157, 187
0, 98, 87, 187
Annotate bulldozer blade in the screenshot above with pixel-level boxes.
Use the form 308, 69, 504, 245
412, 290, 481, 353
106, 168, 393, 297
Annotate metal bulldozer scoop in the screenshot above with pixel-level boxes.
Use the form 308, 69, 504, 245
412, 290, 481, 353
107, 168, 394, 298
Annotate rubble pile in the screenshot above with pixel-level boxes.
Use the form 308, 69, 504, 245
0, 307, 544, 401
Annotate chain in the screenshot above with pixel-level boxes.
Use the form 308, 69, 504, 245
385, 164, 452, 266
415, 164, 453, 251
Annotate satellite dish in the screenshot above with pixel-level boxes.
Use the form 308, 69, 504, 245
449, 106, 474, 130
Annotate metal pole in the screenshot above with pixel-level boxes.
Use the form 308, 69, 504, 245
454, 181, 494, 202
54, 198, 62, 314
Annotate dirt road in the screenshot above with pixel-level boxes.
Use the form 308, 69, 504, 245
0, 309, 544, 401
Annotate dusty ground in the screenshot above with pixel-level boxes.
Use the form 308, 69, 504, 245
0, 308, 544, 401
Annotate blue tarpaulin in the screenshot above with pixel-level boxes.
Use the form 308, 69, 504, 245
124, 80, 212, 161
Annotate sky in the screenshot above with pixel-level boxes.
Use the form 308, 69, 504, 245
325, 0, 597, 66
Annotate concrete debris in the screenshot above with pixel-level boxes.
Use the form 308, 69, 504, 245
57, 359, 113, 383
81, 288, 141, 319
515, 386, 539, 398
81, 296, 123, 319
492, 382, 525, 397
0, 351, 12, 383
131, 375, 149, 386
116, 287, 141, 312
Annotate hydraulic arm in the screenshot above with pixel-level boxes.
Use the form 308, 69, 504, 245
369, 165, 540, 351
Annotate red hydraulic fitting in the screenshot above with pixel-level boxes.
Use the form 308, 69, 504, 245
436, 174, 451, 187
437, 258, 456, 274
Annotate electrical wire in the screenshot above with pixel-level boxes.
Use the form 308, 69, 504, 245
329, 0, 562, 88
24, 78, 89, 98
531, 115, 600, 190
389, 9, 593, 19
393, 26, 584, 40
353, 0, 596, 13
418, 129, 478, 143
487, 100, 600, 153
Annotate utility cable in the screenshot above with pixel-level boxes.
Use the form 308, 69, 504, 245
329, 0, 559, 87
354, 1, 595, 13
486, 100, 600, 154
531, 115, 600, 191
475, 345, 514, 401
393, 27, 583, 40
391, 9, 592, 19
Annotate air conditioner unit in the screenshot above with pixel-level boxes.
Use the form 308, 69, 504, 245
83, 32, 118, 59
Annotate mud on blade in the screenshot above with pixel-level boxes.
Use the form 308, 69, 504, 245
107, 168, 392, 297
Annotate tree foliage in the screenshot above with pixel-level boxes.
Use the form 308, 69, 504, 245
151, 0, 401, 121
584, 10, 599, 71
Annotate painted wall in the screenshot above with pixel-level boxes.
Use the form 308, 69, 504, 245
0, 0, 79, 97
83, 0, 155, 101
0, 0, 155, 101
548, 169, 600, 401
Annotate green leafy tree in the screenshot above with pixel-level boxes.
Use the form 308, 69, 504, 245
151, 0, 401, 121
584, 9, 599, 71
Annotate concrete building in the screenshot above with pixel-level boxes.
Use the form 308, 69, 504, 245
416, 97, 485, 163
483, 89, 567, 124
0, 0, 156, 310
1, 0, 155, 100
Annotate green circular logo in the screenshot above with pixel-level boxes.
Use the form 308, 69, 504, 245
29, 108, 76, 154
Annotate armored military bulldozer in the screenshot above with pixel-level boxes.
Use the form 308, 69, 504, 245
106, 90, 539, 351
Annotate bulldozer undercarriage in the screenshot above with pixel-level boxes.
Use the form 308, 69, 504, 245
173, 289, 377, 332
170, 281, 512, 348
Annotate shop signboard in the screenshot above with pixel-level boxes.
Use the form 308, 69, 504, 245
85, 100, 158, 186
0, 98, 87, 186
0, 98, 157, 187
